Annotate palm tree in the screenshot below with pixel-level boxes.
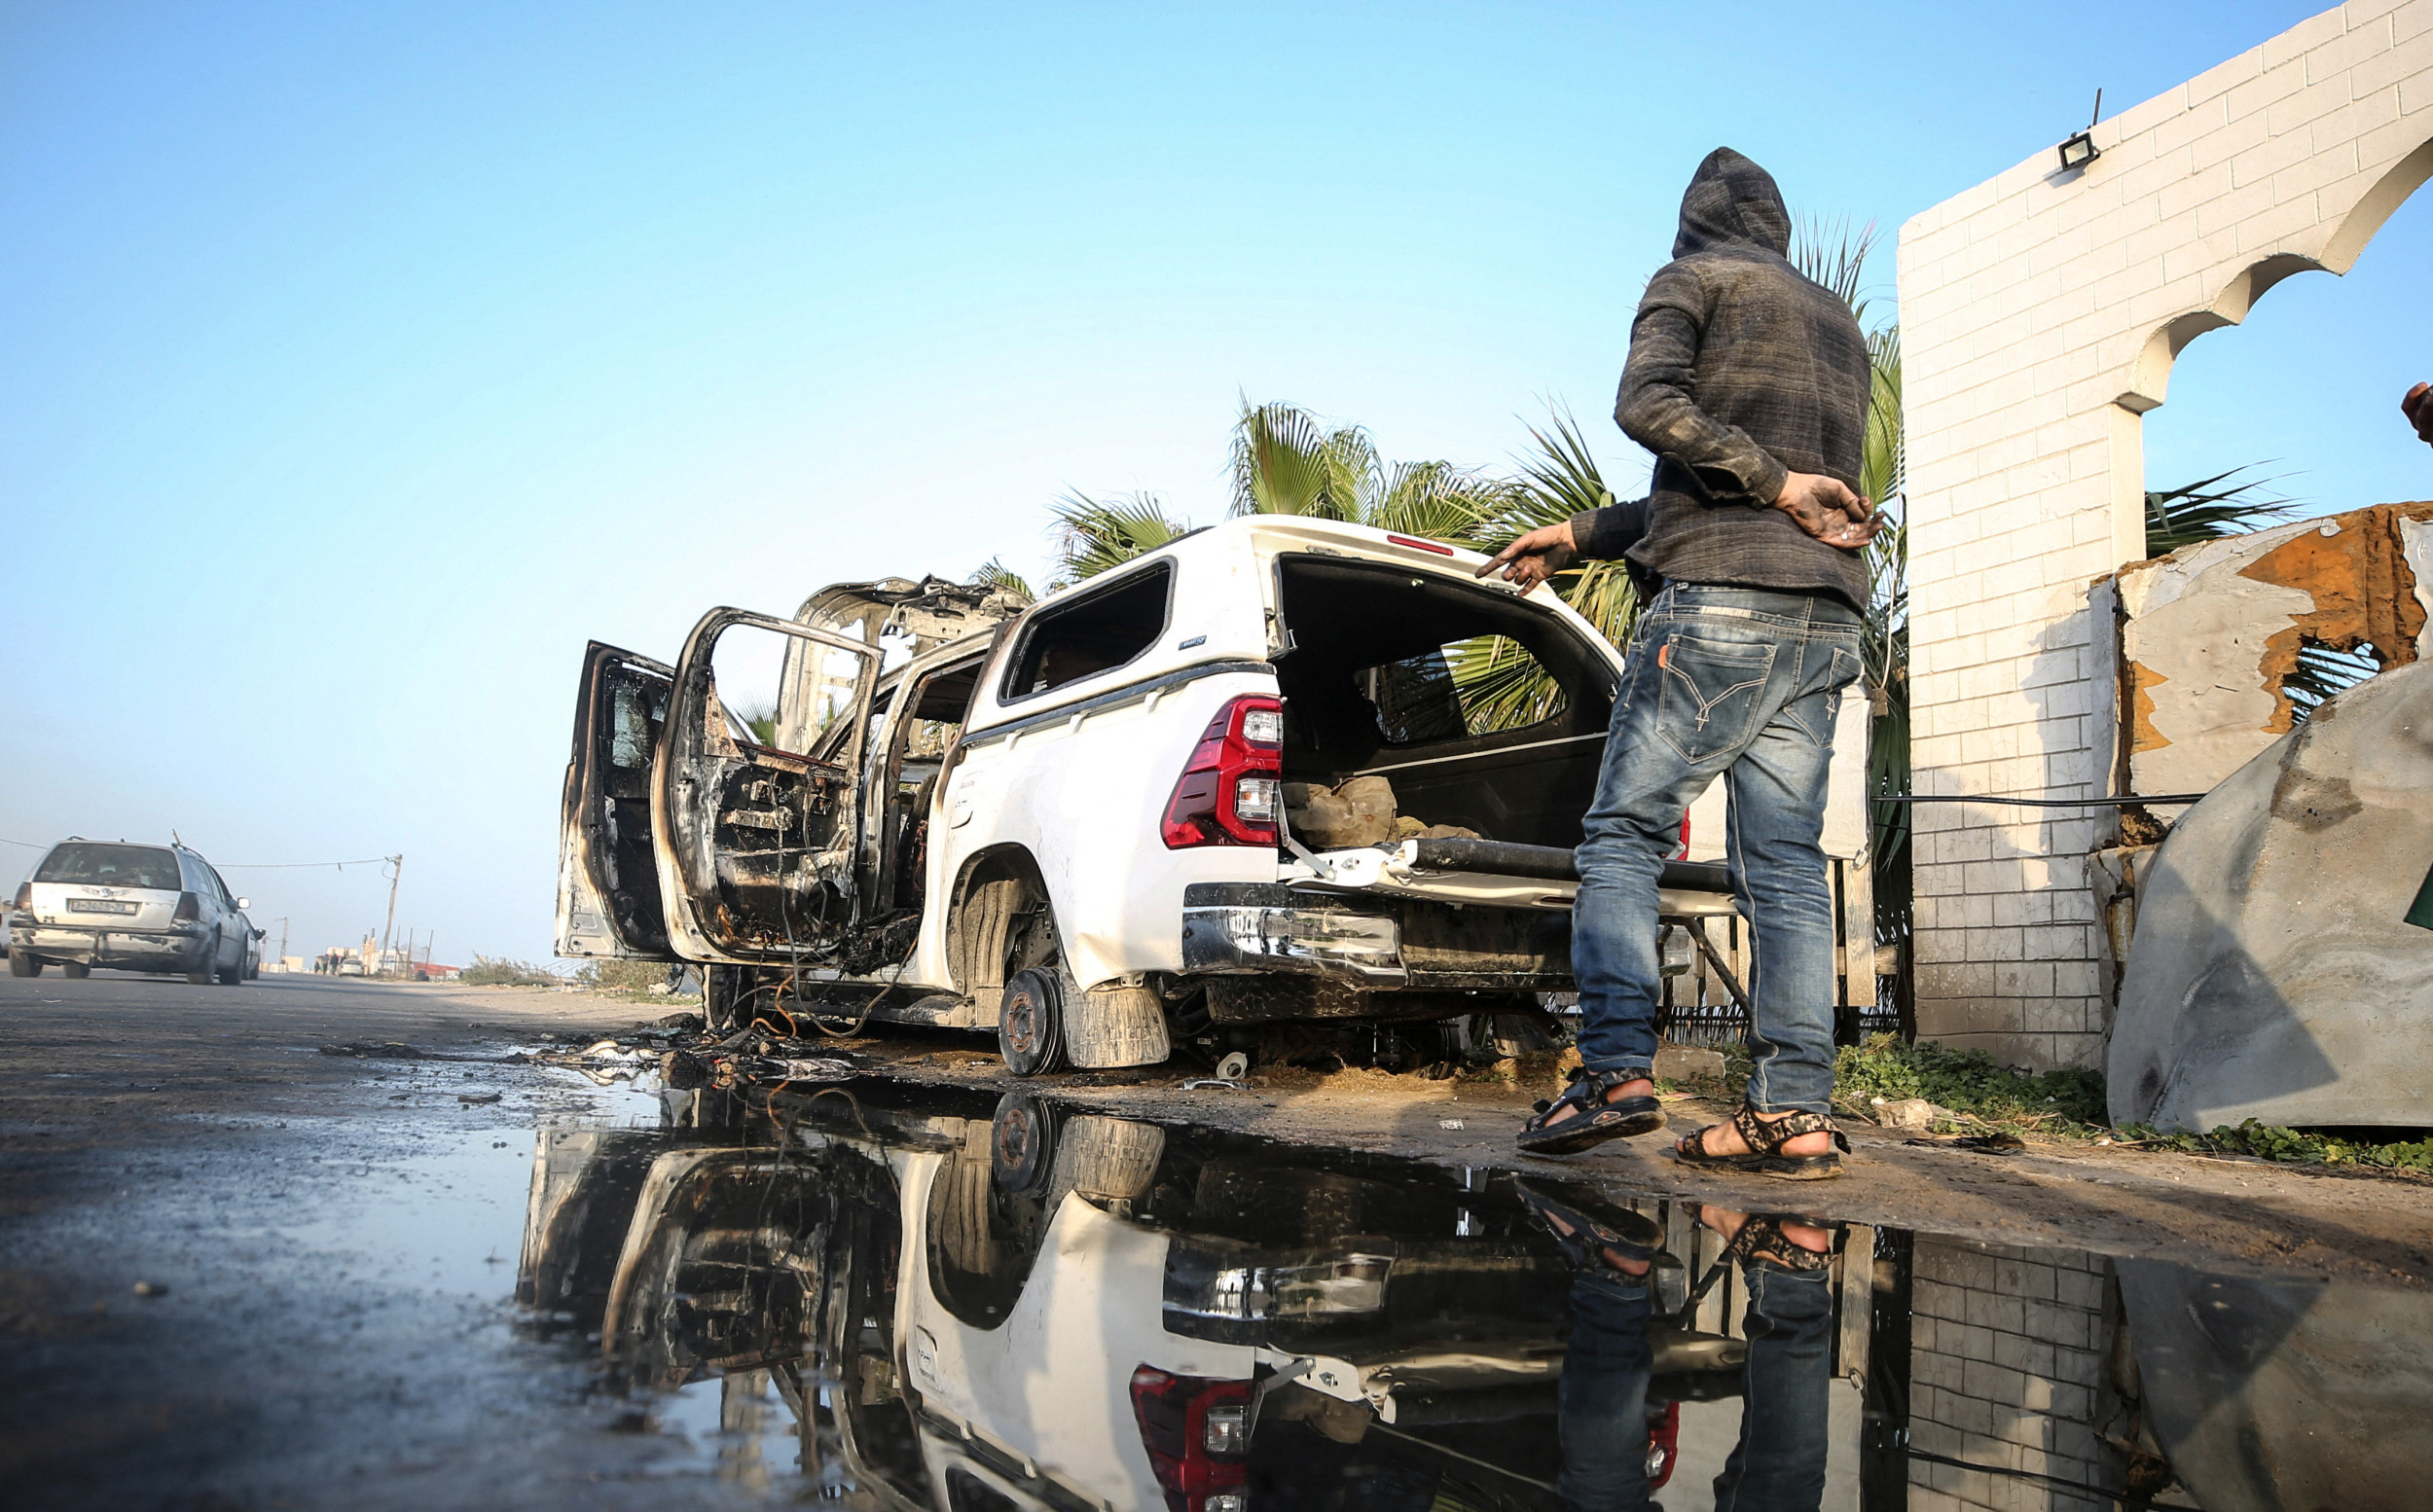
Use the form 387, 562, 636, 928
1790, 221, 1911, 971
1226, 400, 1518, 544
1045, 490, 1194, 586
1446, 408, 1647, 730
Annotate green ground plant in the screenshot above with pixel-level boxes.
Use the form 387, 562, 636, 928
576, 958, 670, 994
2118, 1119, 2433, 1172
1831, 1032, 2108, 1135
459, 955, 563, 988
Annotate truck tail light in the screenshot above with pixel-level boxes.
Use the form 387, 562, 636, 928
10, 882, 28, 912
172, 892, 200, 922
1649, 1399, 1681, 1488
1129, 1366, 1252, 1512
1162, 696, 1285, 849
1673, 815, 1690, 860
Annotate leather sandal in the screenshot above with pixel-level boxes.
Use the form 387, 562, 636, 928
1515, 1177, 1667, 1279
1704, 1209, 1835, 1274
1517, 1065, 1665, 1156
1674, 1105, 1852, 1180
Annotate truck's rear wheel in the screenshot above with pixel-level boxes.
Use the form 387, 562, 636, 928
11, 953, 44, 977
991, 1092, 1061, 1193
999, 967, 1069, 1076
61, 961, 91, 980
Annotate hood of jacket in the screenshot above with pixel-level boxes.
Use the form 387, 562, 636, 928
1672, 147, 1791, 261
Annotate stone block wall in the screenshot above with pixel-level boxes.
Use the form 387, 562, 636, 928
1904, 1240, 2115, 1512
1898, 0, 2433, 1067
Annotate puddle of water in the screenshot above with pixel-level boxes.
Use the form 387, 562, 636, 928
483, 1078, 2433, 1509
271, 1124, 537, 1297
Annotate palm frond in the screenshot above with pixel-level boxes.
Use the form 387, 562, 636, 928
1793, 215, 1880, 327
1048, 489, 1192, 584
1504, 407, 1615, 525
965, 557, 1035, 601
1862, 325, 1904, 513
2144, 466, 2294, 556
1448, 406, 1646, 721
2285, 640, 2383, 722
1232, 401, 1356, 519
1445, 634, 1569, 733
1368, 460, 1513, 545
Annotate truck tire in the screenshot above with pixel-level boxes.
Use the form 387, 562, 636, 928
12, 953, 43, 977
991, 1093, 1061, 1195
61, 961, 91, 980
999, 966, 1069, 1076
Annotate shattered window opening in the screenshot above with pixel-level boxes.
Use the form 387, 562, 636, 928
1000, 562, 1172, 701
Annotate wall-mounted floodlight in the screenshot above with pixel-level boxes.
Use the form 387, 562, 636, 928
2056, 89, 2102, 173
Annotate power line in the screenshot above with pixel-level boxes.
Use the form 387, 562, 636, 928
1, 838, 398, 869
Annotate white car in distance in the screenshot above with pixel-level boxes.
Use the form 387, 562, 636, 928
9, 839, 263, 983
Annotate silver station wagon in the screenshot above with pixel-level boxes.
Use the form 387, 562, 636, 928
8, 839, 262, 983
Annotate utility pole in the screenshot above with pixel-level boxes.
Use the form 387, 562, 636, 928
381, 854, 404, 972
274, 918, 289, 969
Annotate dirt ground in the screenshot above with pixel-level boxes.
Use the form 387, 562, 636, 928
4, 970, 2427, 1508
820, 1015, 2433, 1288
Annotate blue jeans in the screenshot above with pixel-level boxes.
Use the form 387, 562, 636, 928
1553, 1258, 1834, 1512
1573, 584, 1861, 1114
1555, 1271, 1655, 1511
1713, 1266, 1834, 1512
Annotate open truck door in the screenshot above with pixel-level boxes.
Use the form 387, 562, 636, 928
653, 607, 885, 964
557, 642, 679, 960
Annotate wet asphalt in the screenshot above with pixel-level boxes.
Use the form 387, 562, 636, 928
0, 969, 765, 1511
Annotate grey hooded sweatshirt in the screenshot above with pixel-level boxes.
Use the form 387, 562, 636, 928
1569, 148, 1871, 611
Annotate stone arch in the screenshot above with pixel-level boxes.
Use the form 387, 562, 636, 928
2120, 126, 2433, 416
2122, 252, 2330, 414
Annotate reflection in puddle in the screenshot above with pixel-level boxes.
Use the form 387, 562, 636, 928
516, 1082, 2433, 1509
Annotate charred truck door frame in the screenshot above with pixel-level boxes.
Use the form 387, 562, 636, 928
653, 607, 885, 965
557, 642, 680, 961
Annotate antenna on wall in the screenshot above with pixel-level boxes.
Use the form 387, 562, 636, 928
2058, 89, 2103, 173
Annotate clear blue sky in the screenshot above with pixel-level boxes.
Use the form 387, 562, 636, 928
4, 1, 2423, 965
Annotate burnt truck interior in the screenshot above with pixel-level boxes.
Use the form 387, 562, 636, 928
1272, 556, 1615, 849
662, 613, 878, 959
866, 653, 984, 921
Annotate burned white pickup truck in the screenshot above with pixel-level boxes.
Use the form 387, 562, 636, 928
556, 516, 1869, 1073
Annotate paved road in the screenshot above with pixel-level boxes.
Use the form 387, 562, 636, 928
0, 969, 752, 1511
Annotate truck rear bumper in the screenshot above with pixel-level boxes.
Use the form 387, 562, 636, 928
11, 923, 210, 970
1181, 883, 1407, 985
1180, 882, 1575, 1022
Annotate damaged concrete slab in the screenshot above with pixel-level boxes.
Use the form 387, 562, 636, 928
2113, 500, 2433, 795
2109, 659, 2433, 1132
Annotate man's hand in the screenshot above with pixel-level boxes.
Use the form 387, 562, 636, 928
2405, 382, 2433, 447
1477, 520, 1578, 589
1774, 470, 1879, 549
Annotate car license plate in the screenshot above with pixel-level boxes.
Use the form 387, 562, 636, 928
66, 898, 139, 915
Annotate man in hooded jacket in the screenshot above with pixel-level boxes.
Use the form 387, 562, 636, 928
1482, 147, 1877, 1178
